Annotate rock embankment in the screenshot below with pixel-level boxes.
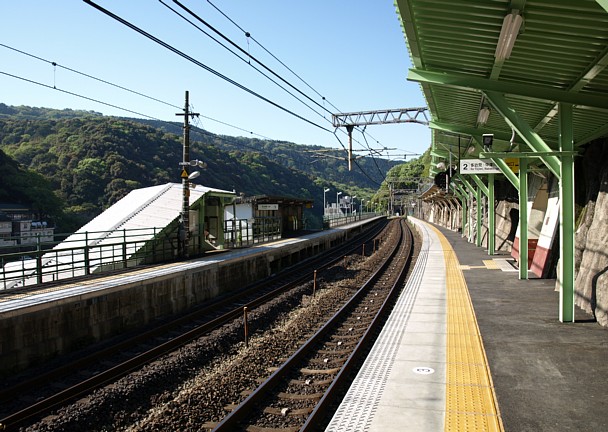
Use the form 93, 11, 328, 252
574, 139, 608, 327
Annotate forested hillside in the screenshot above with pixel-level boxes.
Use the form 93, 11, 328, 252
129, 118, 396, 188
0, 104, 401, 231
0, 148, 64, 222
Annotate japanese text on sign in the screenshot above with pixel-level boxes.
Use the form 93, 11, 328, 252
459, 159, 502, 174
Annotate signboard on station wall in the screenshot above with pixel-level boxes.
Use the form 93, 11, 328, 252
258, 204, 279, 211
504, 157, 519, 173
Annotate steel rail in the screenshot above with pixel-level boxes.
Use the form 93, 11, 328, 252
0, 218, 387, 430
212, 219, 412, 431
302, 219, 414, 430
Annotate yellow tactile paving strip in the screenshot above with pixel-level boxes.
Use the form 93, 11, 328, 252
482, 260, 500, 270
430, 226, 504, 432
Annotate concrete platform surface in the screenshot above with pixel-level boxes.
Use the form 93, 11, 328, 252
437, 224, 608, 432
327, 218, 608, 432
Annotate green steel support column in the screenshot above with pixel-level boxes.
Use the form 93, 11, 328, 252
453, 193, 463, 232
471, 174, 494, 250
470, 174, 489, 196
455, 175, 478, 242
476, 187, 482, 247
462, 195, 468, 238
488, 173, 495, 255
519, 158, 529, 280
559, 103, 575, 323
455, 173, 476, 196
470, 174, 489, 250
454, 184, 468, 238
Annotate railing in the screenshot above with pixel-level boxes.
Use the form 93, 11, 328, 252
224, 217, 282, 248
323, 211, 379, 228
2, 217, 285, 290
0, 227, 176, 291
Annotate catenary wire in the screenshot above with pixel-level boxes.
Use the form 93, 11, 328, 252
1, 68, 385, 192
0, 43, 182, 111
159, 0, 330, 123
202, 0, 392, 160
5, 8, 393, 183
205, 0, 342, 114
0, 42, 372, 169
167, 0, 333, 119
0, 70, 164, 121
167, 0, 393, 174
0, 42, 276, 143
83, 0, 331, 133
1, 68, 291, 165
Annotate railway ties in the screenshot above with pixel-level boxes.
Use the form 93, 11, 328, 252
213, 219, 414, 432
0, 218, 415, 431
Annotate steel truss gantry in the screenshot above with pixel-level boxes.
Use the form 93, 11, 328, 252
331, 107, 429, 170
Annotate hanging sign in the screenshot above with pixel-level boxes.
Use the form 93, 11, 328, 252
504, 157, 519, 173
460, 159, 501, 174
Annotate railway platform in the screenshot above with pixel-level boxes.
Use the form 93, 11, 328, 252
326, 218, 607, 432
0, 217, 381, 373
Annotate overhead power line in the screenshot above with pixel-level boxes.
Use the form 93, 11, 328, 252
205, 0, 342, 114
202, 0, 396, 165
86, 0, 400, 189
0, 42, 274, 142
163, 0, 333, 123
83, 0, 331, 133
0, 70, 163, 121
0, 53, 386, 181
0, 43, 182, 111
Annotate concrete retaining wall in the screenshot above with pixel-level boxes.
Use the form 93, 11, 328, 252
0, 221, 371, 374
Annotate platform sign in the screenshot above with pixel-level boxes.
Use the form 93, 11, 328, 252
258, 204, 279, 211
505, 157, 519, 173
460, 159, 501, 174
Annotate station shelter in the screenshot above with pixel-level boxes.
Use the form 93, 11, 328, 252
395, 0, 608, 323
224, 195, 314, 247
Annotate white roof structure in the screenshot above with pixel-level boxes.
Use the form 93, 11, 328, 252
2, 183, 234, 289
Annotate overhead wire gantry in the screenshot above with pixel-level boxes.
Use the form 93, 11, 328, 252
332, 107, 429, 170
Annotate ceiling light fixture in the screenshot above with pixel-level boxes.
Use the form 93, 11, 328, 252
495, 11, 523, 61
477, 107, 491, 125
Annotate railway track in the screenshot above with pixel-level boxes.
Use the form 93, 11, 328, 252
0, 218, 392, 430
213, 218, 413, 431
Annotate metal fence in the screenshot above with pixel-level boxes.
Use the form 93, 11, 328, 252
1, 217, 285, 290
224, 217, 282, 248
323, 211, 379, 228
1, 213, 379, 290
0, 227, 177, 290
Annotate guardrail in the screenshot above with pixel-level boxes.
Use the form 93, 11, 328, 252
0, 227, 176, 290
223, 217, 282, 248
1, 217, 287, 290
323, 211, 379, 228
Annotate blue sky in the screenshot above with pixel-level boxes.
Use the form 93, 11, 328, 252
0, 0, 430, 159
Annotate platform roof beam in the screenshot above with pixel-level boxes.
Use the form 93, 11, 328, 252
484, 91, 561, 178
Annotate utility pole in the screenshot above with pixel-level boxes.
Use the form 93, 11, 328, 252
176, 91, 199, 259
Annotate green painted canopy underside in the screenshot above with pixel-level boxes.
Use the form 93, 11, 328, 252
394, 0, 608, 173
